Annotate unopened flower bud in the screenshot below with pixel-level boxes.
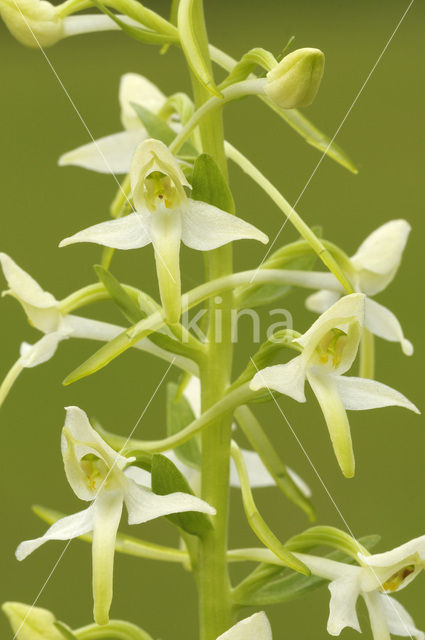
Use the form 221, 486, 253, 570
2, 602, 64, 640
265, 47, 325, 109
0, 0, 63, 47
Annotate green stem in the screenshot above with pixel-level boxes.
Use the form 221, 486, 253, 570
224, 141, 355, 293
75, 620, 153, 640
359, 328, 375, 379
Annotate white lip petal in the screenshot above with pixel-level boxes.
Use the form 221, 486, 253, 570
250, 357, 307, 403
119, 73, 166, 131
380, 595, 425, 639
59, 130, 146, 174
327, 575, 362, 635
305, 289, 341, 314
16, 505, 94, 561
363, 591, 392, 640
216, 612, 272, 640
59, 212, 152, 250
351, 219, 411, 276
307, 370, 355, 478
92, 490, 124, 626
181, 200, 268, 250
334, 376, 420, 414
124, 481, 215, 525
19, 332, 64, 368
365, 298, 413, 355
0, 253, 57, 308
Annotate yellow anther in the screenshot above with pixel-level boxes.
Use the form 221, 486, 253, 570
382, 565, 415, 592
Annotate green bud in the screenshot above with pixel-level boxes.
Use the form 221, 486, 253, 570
265, 47, 325, 109
0, 0, 63, 48
2, 602, 64, 640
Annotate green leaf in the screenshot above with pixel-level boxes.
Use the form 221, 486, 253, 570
261, 96, 358, 173
177, 0, 221, 97
167, 382, 201, 468
233, 534, 380, 606
130, 103, 198, 158
151, 454, 213, 537
95, 265, 145, 324
191, 153, 235, 213
90, 0, 177, 45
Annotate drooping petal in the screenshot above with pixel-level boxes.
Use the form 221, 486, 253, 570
124, 481, 215, 525
365, 298, 413, 355
327, 575, 361, 636
181, 200, 268, 250
296, 293, 364, 364
363, 591, 391, 640
334, 376, 419, 413
119, 73, 166, 131
250, 356, 307, 403
351, 220, 411, 295
307, 370, 355, 478
0, 252, 57, 308
217, 612, 272, 640
16, 505, 94, 561
92, 490, 124, 626
149, 207, 182, 324
381, 595, 424, 639
59, 212, 151, 250
305, 289, 341, 314
58, 130, 146, 174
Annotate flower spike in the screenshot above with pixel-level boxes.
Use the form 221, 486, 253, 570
250, 294, 419, 478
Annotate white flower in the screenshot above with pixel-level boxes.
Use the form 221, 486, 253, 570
297, 535, 425, 640
59, 73, 168, 174
306, 220, 413, 355
217, 612, 272, 639
60, 139, 268, 324
16, 406, 215, 625
2, 602, 63, 640
172, 376, 311, 497
0, 0, 140, 49
250, 294, 419, 478
0, 253, 194, 407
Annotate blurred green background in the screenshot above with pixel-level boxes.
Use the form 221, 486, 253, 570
1, 0, 424, 637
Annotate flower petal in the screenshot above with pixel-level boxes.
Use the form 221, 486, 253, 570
250, 356, 307, 402
19, 332, 64, 368
59, 130, 146, 174
381, 595, 424, 639
217, 612, 272, 640
92, 490, 123, 625
358, 535, 425, 569
352, 220, 411, 295
62, 14, 139, 37
124, 481, 215, 525
16, 505, 94, 561
327, 575, 361, 635
0, 253, 56, 308
59, 212, 151, 250
119, 73, 166, 130
296, 293, 364, 365
296, 553, 359, 581
307, 371, 355, 478
149, 208, 182, 324
334, 376, 420, 413
365, 298, 413, 355
305, 289, 341, 314
124, 465, 152, 488
363, 591, 391, 640
181, 200, 268, 250
229, 449, 275, 488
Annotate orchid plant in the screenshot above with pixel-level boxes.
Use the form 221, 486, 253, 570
1, 1, 422, 640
